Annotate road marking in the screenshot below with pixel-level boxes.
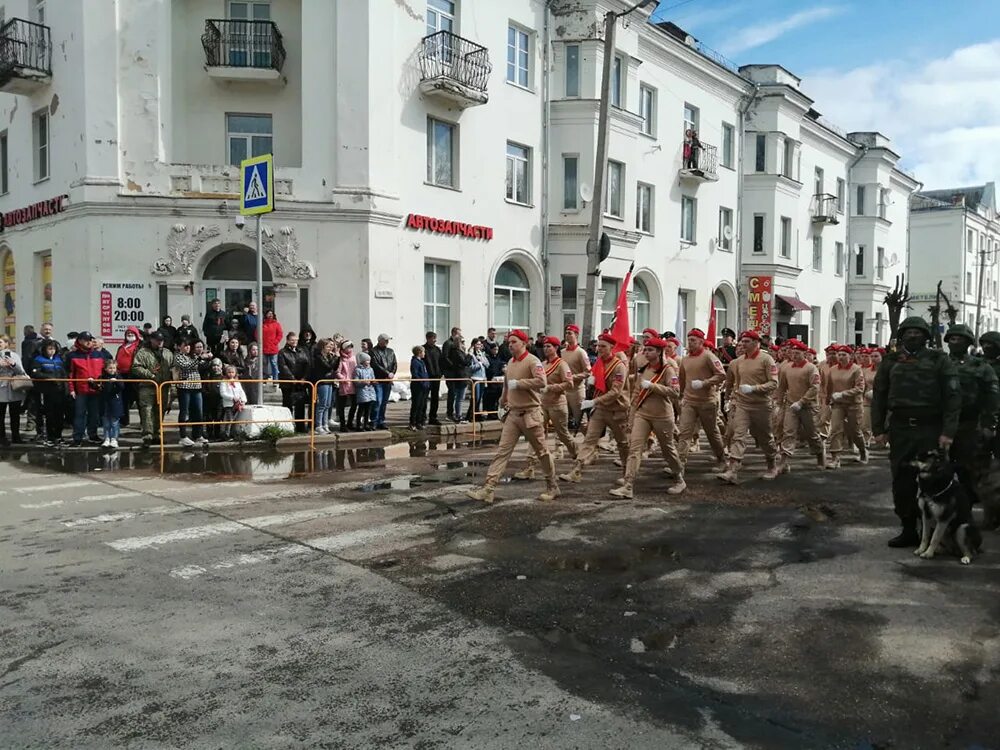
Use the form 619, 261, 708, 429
63, 508, 182, 527
106, 502, 379, 552
170, 544, 313, 579
21, 492, 144, 509
14, 481, 97, 494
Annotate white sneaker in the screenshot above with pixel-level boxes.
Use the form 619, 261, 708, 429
101, 438, 111, 448
109, 438, 119, 449
179, 437, 195, 447
198, 436, 210, 445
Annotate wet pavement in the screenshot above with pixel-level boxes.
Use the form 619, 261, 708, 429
1, 440, 998, 749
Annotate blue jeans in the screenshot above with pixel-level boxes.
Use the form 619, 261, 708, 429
72, 393, 100, 441
266, 354, 279, 381
448, 382, 468, 421
102, 416, 120, 440
178, 389, 203, 440
315, 383, 334, 430
470, 381, 485, 418
375, 382, 392, 427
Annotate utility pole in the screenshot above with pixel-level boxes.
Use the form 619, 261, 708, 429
974, 241, 989, 341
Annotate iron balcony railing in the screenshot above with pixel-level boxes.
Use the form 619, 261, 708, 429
418, 30, 491, 94
812, 193, 839, 221
682, 140, 718, 177
0, 18, 52, 78
202, 19, 286, 72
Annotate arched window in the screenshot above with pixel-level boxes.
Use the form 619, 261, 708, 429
830, 304, 841, 343
493, 260, 530, 333
203, 246, 273, 281
713, 288, 728, 346
632, 278, 650, 335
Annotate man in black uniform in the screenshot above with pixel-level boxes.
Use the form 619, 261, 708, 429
423, 331, 443, 426
871, 316, 961, 547
977, 329, 1000, 529
718, 328, 738, 365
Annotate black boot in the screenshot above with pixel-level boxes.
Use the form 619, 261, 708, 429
887, 525, 920, 548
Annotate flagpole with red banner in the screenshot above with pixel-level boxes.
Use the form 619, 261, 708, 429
706, 299, 717, 347
609, 262, 634, 353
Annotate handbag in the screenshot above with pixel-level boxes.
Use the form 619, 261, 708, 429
10, 375, 33, 393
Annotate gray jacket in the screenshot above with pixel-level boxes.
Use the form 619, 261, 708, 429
0, 350, 26, 403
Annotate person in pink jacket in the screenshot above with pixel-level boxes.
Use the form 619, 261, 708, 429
261, 310, 283, 384
335, 340, 358, 432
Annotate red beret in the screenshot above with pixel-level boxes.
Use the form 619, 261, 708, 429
739, 330, 760, 341
598, 333, 616, 345
793, 340, 809, 351
644, 337, 668, 348
876, 347, 886, 354
837, 344, 853, 353
564, 324, 580, 334
543, 335, 561, 347
807, 347, 817, 355
824, 344, 838, 352
687, 328, 706, 340
508, 329, 529, 343
665, 337, 680, 346
642, 328, 659, 337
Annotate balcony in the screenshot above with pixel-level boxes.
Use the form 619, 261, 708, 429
678, 141, 718, 183
202, 19, 286, 83
418, 31, 491, 109
0, 18, 52, 95
811, 193, 840, 225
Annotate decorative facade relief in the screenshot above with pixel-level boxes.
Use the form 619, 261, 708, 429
151, 224, 222, 275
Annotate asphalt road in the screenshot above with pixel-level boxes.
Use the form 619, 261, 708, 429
1, 440, 998, 749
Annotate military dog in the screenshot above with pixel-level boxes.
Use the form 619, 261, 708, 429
912, 450, 982, 564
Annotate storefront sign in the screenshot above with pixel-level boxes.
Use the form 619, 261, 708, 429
405, 213, 493, 241
746, 275, 773, 336
0, 195, 68, 231
99, 281, 155, 343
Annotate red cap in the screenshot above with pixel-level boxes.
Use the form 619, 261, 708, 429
824, 344, 838, 352
644, 337, 668, 348
857, 347, 871, 355
837, 344, 853, 353
665, 337, 681, 346
739, 330, 760, 341
565, 324, 580, 334
508, 329, 529, 343
790, 339, 808, 351
598, 333, 616, 345
807, 347, 817, 355
687, 328, 706, 340
543, 335, 561, 347
642, 328, 659, 337
876, 347, 886, 354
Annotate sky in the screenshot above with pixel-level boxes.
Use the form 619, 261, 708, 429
650, 0, 1000, 190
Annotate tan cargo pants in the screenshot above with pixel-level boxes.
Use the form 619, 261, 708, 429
484, 407, 555, 488
677, 400, 726, 463
527, 404, 577, 468
626, 413, 683, 484
728, 404, 777, 462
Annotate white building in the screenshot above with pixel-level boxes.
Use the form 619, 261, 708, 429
0, 0, 916, 356
909, 182, 1000, 337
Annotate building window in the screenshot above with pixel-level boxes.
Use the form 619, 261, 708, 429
718, 207, 733, 251
677, 290, 690, 336
854, 311, 864, 347
721, 122, 734, 169
561, 274, 578, 327
875, 312, 883, 345
755, 134, 766, 172
876, 246, 885, 280
506, 25, 530, 88
830, 305, 840, 342
600, 277, 620, 332
753, 214, 765, 253
856, 245, 865, 277
33, 110, 49, 182
836, 178, 845, 213
605, 160, 624, 218
505, 142, 531, 205
683, 103, 699, 134
779, 217, 791, 258
879, 188, 889, 219
565, 44, 579, 97
812, 235, 822, 271
563, 155, 578, 210
681, 196, 697, 242
814, 167, 824, 196
636, 183, 653, 233
426, 117, 456, 187
424, 263, 451, 339
639, 85, 656, 136
968, 229, 975, 253
966, 272, 973, 295
31, 0, 45, 24
856, 185, 866, 216
611, 55, 623, 107
493, 261, 530, 333
713, 289, 729, 347
227, 113, 272, 166
632, 278, 651, 335
835, 241, 844, 276
0, 131, 7, 195
782, 138, 794, 179
425, 0, 455, 35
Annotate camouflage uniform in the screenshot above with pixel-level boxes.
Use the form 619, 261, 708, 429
871, 317, 961, 535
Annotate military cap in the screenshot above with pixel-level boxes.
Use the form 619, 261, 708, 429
897, 316, 932, 337
979, 331, 1000, 347
945, 323, 975, 343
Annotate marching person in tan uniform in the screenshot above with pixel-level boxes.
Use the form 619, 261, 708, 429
515, 336, 577, 480
827, 344, 868, 468
719, 330, 779, 483
560, 333, 629, 483
775, 339, 825, 472
561, 324, 590, 429
466, 330, 559, 504
677, 327, 727, 472
771, 342, 793, 446
610, 338, 685, 498
817, 344, 837, 439
858, 347, 877, 445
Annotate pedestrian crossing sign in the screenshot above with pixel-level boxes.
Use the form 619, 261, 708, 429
240, 154, 273, 215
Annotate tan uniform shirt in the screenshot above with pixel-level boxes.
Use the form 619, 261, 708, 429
541, 356, 574, 408
631, 361, 680, 419
827, 363, 865, 406
562, 345, 591, 386
503, 352, 546, 409
862, 366, 876, 403
593, 355, 629, 412
678, 349, 726, 403
725, 349, 779, 408
817, 360, 834, 403
776, 361, 821, 406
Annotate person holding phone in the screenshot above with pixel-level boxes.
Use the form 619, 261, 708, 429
0, 335, 27, 445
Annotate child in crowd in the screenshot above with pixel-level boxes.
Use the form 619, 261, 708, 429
30, 339, 67, 447
354, 352, 377, 431
97, 359, 125, 449
219, 365, 247, 441
409, 345, 429, 431
203, 358, 224, 440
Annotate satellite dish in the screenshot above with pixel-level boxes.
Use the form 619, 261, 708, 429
579, 183, 594, 203
723, 226, 733, 240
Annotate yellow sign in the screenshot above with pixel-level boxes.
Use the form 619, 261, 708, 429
240, 154, 273, 216
3, 252, 15, 338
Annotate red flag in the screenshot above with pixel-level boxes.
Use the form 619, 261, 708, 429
610, 265, 633, 353
706, 300, 717, 345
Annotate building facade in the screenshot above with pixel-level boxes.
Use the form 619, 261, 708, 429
0, 0, 916, 355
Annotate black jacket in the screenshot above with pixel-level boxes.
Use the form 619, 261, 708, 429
308, 349, 339, 383
278, 345, 310, 384
203, 309, 227, 344
220, 349, 246, 377
444, 343, 471, 378
424, 343, 442, 378
175, 324, 199, 344
370, 345, 397, 380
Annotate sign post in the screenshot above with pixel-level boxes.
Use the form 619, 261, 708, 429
240, 154, 274, 406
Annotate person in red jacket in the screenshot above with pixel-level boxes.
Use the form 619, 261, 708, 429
66, 331, 106, 446
114, 325, 142, 427
261, 310, 284, 384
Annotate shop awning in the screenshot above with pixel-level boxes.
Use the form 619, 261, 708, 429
775, 294, 811, 312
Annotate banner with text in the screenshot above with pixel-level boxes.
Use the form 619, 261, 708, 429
746, 276, 773, 336
99, 281, 155, 343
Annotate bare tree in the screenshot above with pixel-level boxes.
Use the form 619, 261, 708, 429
883, 274, 910, 342
927, 281, 959, 349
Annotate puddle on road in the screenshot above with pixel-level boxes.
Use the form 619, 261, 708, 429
546, 543, 678, 574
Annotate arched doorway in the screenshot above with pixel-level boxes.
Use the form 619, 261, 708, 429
493, 260, 530, 334
830, 301, 843, 344
201, 245, 274, 318
1, 249, 14, 339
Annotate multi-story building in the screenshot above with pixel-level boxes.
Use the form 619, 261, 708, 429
0, 0, 916, 355
908, 182, 1000, 337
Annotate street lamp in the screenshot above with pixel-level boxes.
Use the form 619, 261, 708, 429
580, 0, 657, 343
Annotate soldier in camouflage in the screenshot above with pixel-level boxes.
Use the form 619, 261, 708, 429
977, 330, 1000, 529
871, 316, 962, 548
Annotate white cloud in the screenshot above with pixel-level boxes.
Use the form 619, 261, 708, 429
721, 6, 842, 55
802, 40, 1000, 188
